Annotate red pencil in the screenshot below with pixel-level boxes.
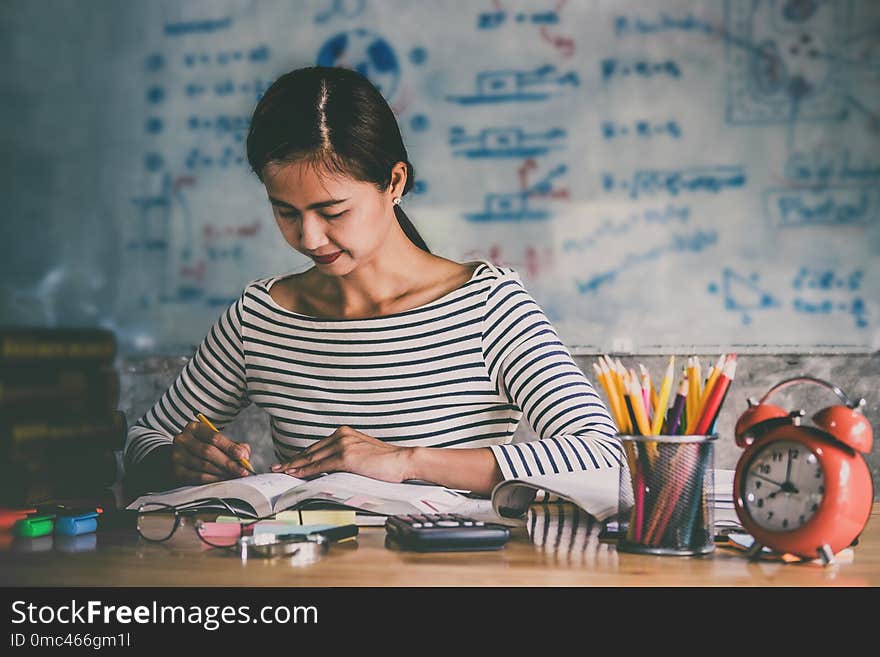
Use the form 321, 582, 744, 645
634, 467, 645, 542
693, 355, 737, 435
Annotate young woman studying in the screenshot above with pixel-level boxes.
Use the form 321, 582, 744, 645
123, 66, 620, 498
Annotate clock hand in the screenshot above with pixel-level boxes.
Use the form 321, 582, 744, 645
749, 471, 784, 489
785, 452, 793, 484
768, 481, 801, 499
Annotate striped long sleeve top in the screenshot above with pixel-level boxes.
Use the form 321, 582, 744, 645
124, 261, 621, 482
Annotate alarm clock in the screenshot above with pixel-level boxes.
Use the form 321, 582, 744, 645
733, 376, 874, 564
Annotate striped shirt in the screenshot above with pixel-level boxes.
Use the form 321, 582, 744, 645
124, 261, 621, 481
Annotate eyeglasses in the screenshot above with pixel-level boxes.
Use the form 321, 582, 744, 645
136, 498, 239, 543
135, 499, 278, 546
135, 500, 356, 561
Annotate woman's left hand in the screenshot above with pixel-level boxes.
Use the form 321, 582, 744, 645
269, 426, 414, 482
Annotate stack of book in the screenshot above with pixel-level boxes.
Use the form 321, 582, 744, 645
0, 328, 125, 508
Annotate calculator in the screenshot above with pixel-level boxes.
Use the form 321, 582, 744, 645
384, 514, 510, 552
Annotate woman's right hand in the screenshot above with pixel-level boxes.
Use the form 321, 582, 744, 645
170, 420, 252, 485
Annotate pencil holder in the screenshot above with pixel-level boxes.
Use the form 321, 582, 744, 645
616, 434, 717, 556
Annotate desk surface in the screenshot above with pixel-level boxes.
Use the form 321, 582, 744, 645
1, 504, 878, 587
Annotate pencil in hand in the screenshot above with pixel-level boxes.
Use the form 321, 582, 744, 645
196, 413, 256, 475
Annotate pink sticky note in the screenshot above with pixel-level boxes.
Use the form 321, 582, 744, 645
197, 522, 242, 538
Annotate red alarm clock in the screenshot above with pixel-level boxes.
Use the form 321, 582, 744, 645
733, 376, 874, 564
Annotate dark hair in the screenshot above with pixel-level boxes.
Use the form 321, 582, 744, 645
246, 66, 429, 253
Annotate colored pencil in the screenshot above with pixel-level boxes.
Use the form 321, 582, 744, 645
684, 358, 693, 431
629, 371, 658, 465
638, 364, 652, 425
594, 360, 638, 501
700, 353, 726, 410
602, 356, 631, 433
649, 379, 659, 420
634, 467, 646, 542
706, 355, 734, 435
666, 377, 688, 436
708, 376, 733, 435
650, 356, 675, 435
685, 357, 698, 431
627, 370, 652, 437
593, 362, 625, 434
623, 383, 641, 435
196, 413, 256, 475
607, 357, 632, 433
693, 355, 737, 435
687, 356, 715, 434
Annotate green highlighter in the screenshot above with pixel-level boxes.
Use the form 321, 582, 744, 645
13, 513, 55, 538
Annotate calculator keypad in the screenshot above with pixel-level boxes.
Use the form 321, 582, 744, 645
397, 514, 484, 527
385, 513, 508, 552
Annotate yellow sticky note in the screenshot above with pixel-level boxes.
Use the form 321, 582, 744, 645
274, 509, 357, 526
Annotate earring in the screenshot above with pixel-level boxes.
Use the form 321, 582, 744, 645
392, 197, 401, 205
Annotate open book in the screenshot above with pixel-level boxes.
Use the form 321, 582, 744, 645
126, 472, 468, 519
127, 468, 622, 526
488, 468, 622, 522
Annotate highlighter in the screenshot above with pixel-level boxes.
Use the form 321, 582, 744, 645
13, 513, 55, 538
55, 509, 100, 536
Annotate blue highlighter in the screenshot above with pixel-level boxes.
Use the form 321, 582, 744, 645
55, 510, 100, 536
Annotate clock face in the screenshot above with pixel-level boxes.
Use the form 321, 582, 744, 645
741, 440, 825, 533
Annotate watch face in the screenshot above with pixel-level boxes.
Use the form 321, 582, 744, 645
741, 440, 825, 533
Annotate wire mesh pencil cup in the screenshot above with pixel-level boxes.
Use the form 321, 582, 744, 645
617, 434, 717, 556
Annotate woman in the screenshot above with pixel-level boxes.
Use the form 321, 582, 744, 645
124, 66, 620, 498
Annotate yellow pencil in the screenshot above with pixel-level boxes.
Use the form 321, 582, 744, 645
614, 358, 631, 408
596, 361, 638, 500
700, 353, 726, 410
686, 357, 699, 433
628, 371, 657, 464
649, 378, 659, 419
627, 370, 652, 436
638, 364, 653, 424
690, 354, 729, 433
604, 356, 631, 433
614, 358, 627, 385
601, 355, 618, 392
650, 355, 675, 435
196, 412, 256, 475
593, 362, 625, 433
688, 356, 723, 434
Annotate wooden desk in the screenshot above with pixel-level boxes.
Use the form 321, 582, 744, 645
1, 504, 878, 587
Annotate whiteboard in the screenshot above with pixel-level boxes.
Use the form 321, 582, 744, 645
2, 0, 878, 354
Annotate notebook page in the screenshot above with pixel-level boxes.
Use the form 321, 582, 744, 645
491, 468, 621, 521
238, 473, 305, 508
274, 472, 465, 515
126, 473, 302, 514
